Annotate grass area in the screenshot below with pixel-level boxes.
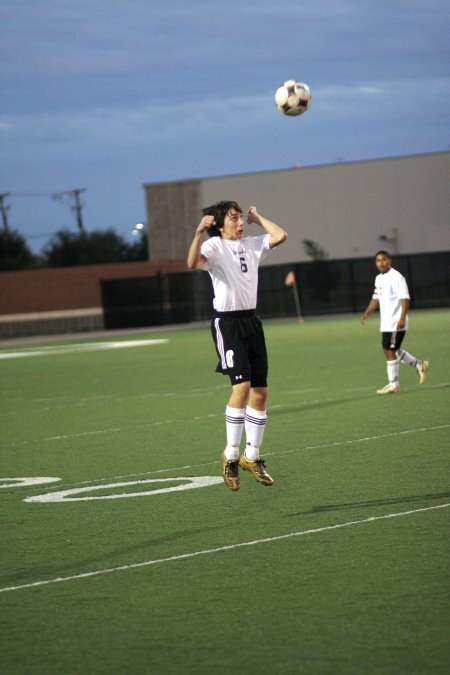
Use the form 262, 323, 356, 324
1, 310, 449, 675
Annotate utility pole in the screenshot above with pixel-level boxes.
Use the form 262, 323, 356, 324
52, 188, 87, 232
0, 192, 11, 232
71, 188, 86, 232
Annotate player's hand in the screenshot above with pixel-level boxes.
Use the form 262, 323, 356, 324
397, 318, 406, 330
197, 215, 215, 234
360, 314, 367, 325
247, 206, 259, 224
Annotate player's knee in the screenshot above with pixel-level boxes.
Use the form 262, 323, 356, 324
230, 381, 251, 406
250, 386, 268, 408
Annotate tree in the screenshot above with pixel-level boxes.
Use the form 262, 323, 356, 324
127, 231, 149, 261
42, 228, 148, 267
0, 228, 36, 270
302, 238, 329, 261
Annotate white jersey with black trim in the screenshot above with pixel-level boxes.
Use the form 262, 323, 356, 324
200, 234, 271, 311
372, 267, 410, 332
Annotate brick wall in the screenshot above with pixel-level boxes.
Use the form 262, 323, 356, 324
0, 260, 187, 315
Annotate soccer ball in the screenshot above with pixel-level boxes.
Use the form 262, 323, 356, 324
275, 80, 311, 117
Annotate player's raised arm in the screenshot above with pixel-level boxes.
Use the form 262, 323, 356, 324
187, 215, 215, 269
247, 206, 287, 249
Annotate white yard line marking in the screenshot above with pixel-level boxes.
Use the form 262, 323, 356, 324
0, 339, 168, 359
11, 423, 449, 496
1, 395, 448, 449
1, 503, 448, 594
295, 423, 450, 454
24, 476, 223, 502
1, 382, 447, 423
0, 477, 61, 489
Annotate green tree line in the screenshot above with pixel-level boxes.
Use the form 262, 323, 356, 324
0, 227, 148, 271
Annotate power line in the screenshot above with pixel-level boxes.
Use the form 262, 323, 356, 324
8, 192, 56, 197
3, 188, 87, 232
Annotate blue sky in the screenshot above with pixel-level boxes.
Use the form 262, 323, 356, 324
1, 0, 449, 252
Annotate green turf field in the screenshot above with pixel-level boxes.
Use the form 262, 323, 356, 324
1, 310, 449, 675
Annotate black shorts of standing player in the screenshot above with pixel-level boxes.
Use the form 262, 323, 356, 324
211, 310, 268, 387
381, 331, 406, 351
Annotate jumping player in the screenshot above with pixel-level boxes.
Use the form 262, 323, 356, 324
187, 201, 287, 490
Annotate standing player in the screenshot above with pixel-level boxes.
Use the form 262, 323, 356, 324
360, 250, 429, 394
187, 201, 287, 491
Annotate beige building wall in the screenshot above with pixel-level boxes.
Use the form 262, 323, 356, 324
144, 151, 450, 265
144, 179, 202, 262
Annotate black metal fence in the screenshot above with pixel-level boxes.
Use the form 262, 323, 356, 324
101, 251, 450, 329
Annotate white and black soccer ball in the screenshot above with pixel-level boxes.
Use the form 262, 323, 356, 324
275, 80, 311, 117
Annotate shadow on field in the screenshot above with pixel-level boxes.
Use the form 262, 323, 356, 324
269, 395, 376, 416
288, 491, 450, 517
269, 385, 433, 416
7, 526, 223, 585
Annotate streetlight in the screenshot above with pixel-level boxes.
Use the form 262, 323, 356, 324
131, 222, 150, 259
132, 222, 145, 236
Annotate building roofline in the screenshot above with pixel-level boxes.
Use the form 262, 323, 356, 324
142, 150, 449, 187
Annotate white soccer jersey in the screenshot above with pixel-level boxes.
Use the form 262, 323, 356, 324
372, 267, 410, 332
200, 234, 271, 311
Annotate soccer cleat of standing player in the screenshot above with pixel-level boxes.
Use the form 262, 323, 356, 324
239, 453, 274, 485
418, 360, 429, 384
376, 383, 401, 395
221, 451, 240, 491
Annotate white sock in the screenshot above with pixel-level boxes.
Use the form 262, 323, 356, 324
245, 406, 267, 452
245, 443, 260, 461
225, 406, 245, 454
386, 358, 400, 385
397, 349, 420, 369
224, 445, 240, 460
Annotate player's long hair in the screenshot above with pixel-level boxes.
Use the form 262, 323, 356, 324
202, 201, 242, 238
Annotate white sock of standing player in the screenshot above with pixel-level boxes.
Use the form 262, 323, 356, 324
397, 348, 421, 370
386, 358, 400, 386
224, 406, 245, 460
244, 406, 267, 460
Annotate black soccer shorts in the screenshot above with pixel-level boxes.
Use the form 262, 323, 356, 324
381, 330, 406, 351
211, 310, 268, 387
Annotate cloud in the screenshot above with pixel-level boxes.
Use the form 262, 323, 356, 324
2, 0, 449, 82
1, 75, 448, 172
1, 0, 449, 250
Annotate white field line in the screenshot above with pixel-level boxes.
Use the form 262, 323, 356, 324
0, 339, 169, 359
1, 381, 447, 417
1, 382, 448, 446
1, 502, 448, 595
11, 423, 450, 496
0, 384, 230, 417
